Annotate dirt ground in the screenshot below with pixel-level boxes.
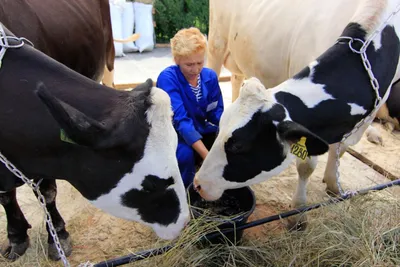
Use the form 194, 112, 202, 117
0, 82, 399, 266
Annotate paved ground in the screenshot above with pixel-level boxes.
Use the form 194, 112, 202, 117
114, 47, 231, 84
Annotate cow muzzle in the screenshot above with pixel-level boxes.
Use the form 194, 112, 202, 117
193, 176, 223, 201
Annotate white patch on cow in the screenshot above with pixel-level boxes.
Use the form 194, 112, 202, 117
348, 103, 367, 115
220, 77, 272, 134
371, 33, 383, 51
274, 78, 335, 109
0, 191, 6, 193
91, 87, 189, 240
308, 60, 319, 76
269, 60, 335, 108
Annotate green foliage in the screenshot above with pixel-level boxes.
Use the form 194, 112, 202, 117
154, 0, 209, 43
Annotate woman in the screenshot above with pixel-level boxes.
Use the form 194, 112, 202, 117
156, 27, 224, 188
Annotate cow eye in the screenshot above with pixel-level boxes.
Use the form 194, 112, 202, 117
226, 138, 247, 154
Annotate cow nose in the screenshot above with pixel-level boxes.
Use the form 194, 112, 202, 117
194, 184, 201, 192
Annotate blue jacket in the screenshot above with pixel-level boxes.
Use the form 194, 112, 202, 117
157, 65, 224, 146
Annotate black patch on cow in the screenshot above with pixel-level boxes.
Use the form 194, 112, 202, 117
293, 67, 311, 80
341, 22, 368, 41
222, 110, 286, 183
121, 175, 180, 225
387, 80, 400, 120
268, 103, 287, 122
275, 23, 400, 144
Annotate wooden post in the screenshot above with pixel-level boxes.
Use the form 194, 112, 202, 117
346, 147, 398, 181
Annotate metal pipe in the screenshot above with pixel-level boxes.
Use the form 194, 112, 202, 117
94, 178, 400, 267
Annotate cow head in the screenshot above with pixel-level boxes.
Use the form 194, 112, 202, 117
194, 78, 329, 201
35, 79, 189, 240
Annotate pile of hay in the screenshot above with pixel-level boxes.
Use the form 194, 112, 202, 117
134, 190, 399, 267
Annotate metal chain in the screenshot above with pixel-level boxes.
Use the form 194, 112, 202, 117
334, 3, 400, 196
0, 152, 71, 267
0, 23, 33, 69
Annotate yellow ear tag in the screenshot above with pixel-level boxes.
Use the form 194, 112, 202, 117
60, 129, 77, 145
290, 137, 308, 160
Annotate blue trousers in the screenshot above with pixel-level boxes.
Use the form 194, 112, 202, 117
176, 133, 217, 188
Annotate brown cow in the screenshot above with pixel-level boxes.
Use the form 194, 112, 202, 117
0, 0, 116, 87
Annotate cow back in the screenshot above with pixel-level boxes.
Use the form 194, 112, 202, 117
0, 0, 113, 81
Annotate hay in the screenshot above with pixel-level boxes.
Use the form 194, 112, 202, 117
133, 190, 399, 267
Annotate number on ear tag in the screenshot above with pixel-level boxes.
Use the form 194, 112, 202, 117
290, 137, 308, 160
60, 129, 77, 145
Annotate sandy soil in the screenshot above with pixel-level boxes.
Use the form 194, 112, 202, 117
0, 82, 399, 266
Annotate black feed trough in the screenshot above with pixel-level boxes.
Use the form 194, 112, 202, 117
187, 182, 256, 244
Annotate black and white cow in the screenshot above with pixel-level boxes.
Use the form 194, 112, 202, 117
195, 1, 400, 229
0, 25, 189, 261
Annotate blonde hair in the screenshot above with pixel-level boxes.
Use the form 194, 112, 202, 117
170, 27, 207, 61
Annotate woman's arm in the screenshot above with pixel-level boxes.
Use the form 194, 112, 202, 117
192, 139, 208, 159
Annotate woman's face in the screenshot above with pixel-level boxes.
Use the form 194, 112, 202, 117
176, 51, 205, 82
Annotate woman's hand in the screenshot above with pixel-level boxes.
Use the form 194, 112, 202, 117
192, 140, 208, 160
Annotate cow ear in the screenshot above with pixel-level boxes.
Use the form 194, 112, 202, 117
35, 83, 108, 147
132, 78, 153, 93
276, 120, 329, 156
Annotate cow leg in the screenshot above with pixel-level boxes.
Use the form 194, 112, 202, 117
231, 74, 245, 103
324, 120, 372, 194
32, 179, 72, 261
206, 24, 225, 78
0, 189, 31, 260
322, 143, 348, 195
287, 156, 318, 231
223, 53, 245, 102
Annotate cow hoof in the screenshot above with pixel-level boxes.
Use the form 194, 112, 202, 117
286, 214, 308, 232
48, 236, 72, 261
325, 186, 341, 197
1, 238, 30, 261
